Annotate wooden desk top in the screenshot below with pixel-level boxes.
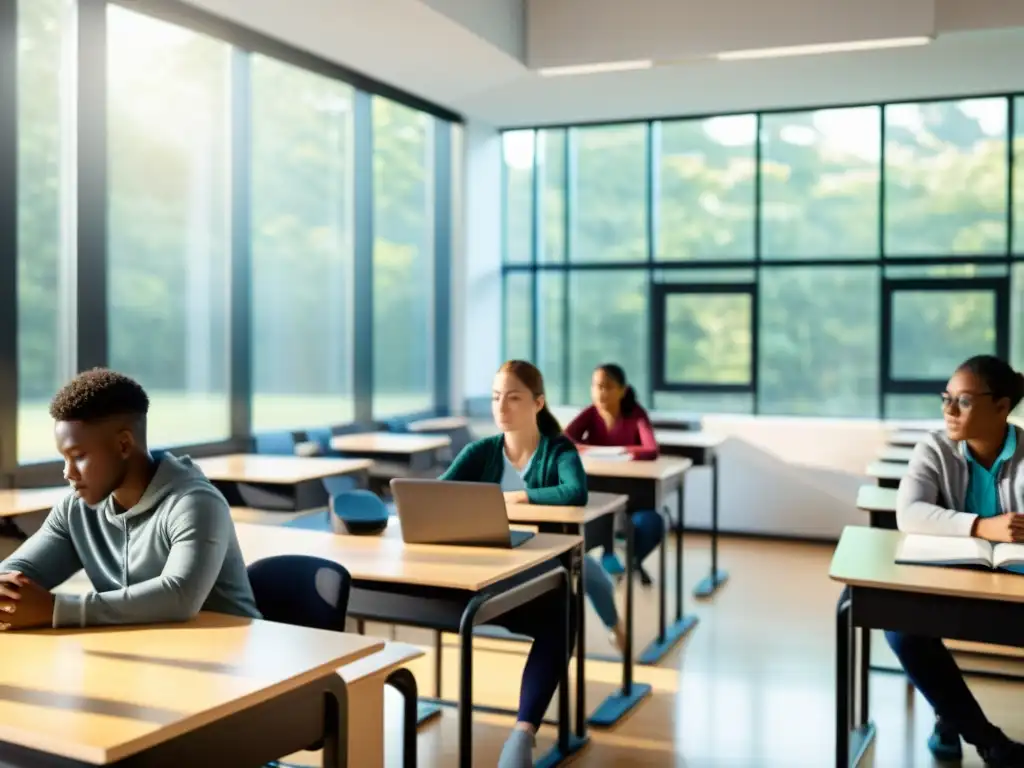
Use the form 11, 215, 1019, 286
407, 416, 469, 433
888, 430, 933, 447
855, 485, 897, 513
506, 492, 628, 526
581, 455, 692, 481
330, 432, 451, 455
0, 613, 383, 764
0, 486, 70, 518
196, 454, 373, 484
654, 430, 724, 449
830, 525, 1024, 603
878, 445, 914, 463
230, 507, 323, 526
234, 519, 581, 591
866, 461, 906, 482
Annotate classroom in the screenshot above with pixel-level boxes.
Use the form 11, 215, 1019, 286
2, 1, 1024, 767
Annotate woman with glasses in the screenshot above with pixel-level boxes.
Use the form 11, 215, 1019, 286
890, 354, 1024, 767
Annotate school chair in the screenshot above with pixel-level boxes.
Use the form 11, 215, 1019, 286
254, 431, 299, 456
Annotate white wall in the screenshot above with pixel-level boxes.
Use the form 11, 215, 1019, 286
458, 120, 503, 402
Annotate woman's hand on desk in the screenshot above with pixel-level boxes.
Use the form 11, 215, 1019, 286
973, 513, 1024, 543
503, 490, 528, 505
0, 571, 54, 630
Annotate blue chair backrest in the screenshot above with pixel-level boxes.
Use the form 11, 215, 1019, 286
254, 431, 296, 456
304, 427, 334, 455
247, 555, 351, 632
332, 489, 389, 524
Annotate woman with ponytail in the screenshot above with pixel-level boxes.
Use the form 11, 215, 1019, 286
565, 363, 666, 585
439, 360, 586, 768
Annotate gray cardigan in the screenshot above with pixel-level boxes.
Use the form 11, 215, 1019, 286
896, 425, 1024, 536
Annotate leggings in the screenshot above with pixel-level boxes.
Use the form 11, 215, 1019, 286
589, 509, 666, 629
491, 587, 575, 728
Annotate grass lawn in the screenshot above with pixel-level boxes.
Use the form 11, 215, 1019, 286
17, 391, 432, 464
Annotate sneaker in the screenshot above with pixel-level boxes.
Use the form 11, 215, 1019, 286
978, 738, 1024, 767
600, 552, 625, 576
927, 718, 962, 762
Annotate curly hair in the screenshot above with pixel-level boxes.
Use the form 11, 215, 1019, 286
49, 368, 150, 422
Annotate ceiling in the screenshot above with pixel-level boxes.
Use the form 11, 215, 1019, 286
184, 0, 1024, 127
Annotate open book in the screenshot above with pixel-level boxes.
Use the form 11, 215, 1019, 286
582, 446, 631, 461
895, 534, 1024, 572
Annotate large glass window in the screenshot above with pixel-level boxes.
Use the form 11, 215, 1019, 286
572, 125, 646, 262
503, 273, 533, 362
250, 55, 354, 431
1014, 97, 1024, 255
657, 115, 756, 260
568, 270, 647, 404
885, 98, 1008, 256
107, 7, 231, 447
17, 0, 75, 463
503, 130, 533, 264
761, 107, 880, 259
373, 97, 434, 417
759, 267, 880, 417
538, 273, 566, 404
540, 129, 566, 263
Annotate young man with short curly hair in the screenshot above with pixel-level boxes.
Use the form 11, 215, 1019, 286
0, 368, 259, 630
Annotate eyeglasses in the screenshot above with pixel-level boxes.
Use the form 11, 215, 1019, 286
941, 392, 994, 411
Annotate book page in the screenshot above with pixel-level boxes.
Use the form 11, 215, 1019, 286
896, 534, 994, 567
993, 543, 1024, 569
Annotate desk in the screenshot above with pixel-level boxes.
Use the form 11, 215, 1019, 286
507, 493, 645, 726
581, 456, 696, 665
234, 520, 586, 768
0, 487, 69, 540
877, 445, 914, 463
866, 460, 905, 490
647, 412, 702, 431
654, 430, 728, 598
330, 433, 451, 470
887, 430, 931, 448
407, 416, 469, 433
0, 612, 382, 767
830, 526, 1024, 767
197, 454, 372, 511
854, 485, 897, 530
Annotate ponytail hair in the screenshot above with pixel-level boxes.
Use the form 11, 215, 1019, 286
498, 360, 562, 436
596, 363, 639, 416
956, 355, 1024, 411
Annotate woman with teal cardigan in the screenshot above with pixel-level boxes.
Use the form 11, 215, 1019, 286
440, 360, 623, 768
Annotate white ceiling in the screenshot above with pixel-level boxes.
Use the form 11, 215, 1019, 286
184, 0, 1024, 127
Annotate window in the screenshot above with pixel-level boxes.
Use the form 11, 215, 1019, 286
1014, 97, 1024, 255
659, 293, 751, 385
540, 129, 566, 263
761, 107, 880, 259
373, 97, 434, 417
107, 7, 231, 447
502, 130, 533, 264
503, 273, 533, 362
572, 125, 646, 262
250, 55, 354, 431
759, 267, 880, 417
657, 115, 756, 260
568, 270, 647, 404
16, 0, 76, 463
885, 98, 1008, 256
538, 273, 567, 404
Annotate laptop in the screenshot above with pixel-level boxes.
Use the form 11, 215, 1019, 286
389, 478, 535, 548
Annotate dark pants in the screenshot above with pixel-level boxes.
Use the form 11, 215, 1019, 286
492, 589, 575, 728
885, 631, 1002, 747
602, 509, 665, 565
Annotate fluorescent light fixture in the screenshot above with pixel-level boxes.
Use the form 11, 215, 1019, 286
716, 36, 930, 61
538, 59, 653, 77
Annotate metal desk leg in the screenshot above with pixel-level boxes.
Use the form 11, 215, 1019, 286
836, 587, 875, 768
416, 633, 443, 725
639, 477, 699, 665
694, 451, 728, 598
588, 515, 651, 726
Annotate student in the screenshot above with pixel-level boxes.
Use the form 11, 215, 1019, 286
564, 363, 666, 584
0, 369, 259, 630
441, 359, 620, 767
892, 354, 1024, 766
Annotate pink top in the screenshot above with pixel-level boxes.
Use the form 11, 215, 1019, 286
564, 404, 659, 461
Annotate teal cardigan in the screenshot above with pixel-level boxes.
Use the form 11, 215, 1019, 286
440, 434, 589, 506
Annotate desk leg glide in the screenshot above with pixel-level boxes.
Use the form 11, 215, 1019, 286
694, 453, 728, 599
835, 587, 875, 768
639, 485, 699, 665
590, 520, 652, 726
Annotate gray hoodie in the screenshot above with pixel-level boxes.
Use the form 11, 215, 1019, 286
896, 425, 1024, 536
0, 453, 260, 627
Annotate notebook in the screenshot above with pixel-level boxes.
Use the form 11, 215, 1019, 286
895, 534, 1024, 573
583, 446, 631, 461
